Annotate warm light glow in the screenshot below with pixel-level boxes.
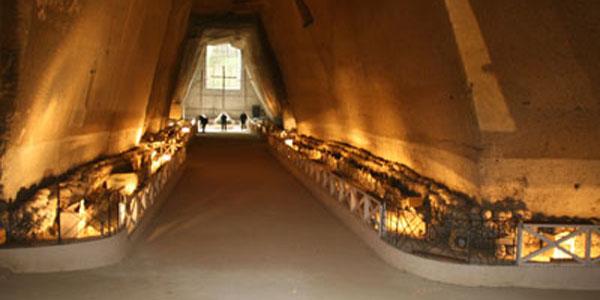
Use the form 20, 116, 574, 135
151, 152, 173, 174
123, 181, 137, 195
135, 127, 144, 145
151, 160, 161, 174
308, 150, 322, 160
0, 228, 6, 245
443, 0, 516, 132
552, 231, 576, 260
119, 202, 126, 227
284, 139, 294, 148
77, 200, 87, 238
521, 228, 588, 263
181, 127, 191, 134
106, 173, 138, 196
384, 210, 426, 239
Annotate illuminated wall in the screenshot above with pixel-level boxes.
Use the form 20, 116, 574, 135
1, 0, 599, 219
257, 0, 600, 217
0, 0, 190, 200
469, 1, 600, 217
260, 0, 481, 195
145, 0, 193, 133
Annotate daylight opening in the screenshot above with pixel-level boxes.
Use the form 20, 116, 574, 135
205, 43, 242, 90
182, 41, 269, 134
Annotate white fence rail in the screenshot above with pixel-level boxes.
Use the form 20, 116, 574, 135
270, 137, 385, 236
517, 223, 600, 266
269, 133, 600, 267
121, 147, 186, 235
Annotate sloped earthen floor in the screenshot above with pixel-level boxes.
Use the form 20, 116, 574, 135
1, 134, 598, 300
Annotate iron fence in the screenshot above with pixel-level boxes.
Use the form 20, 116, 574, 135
517, 223, 600, 266
269, 135, 518, 265
0, 147, 186, 248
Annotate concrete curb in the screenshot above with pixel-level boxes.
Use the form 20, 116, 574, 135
273, 150, 600, 291
0, 164, 185, 274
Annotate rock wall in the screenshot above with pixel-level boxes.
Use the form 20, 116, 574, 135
2, 0, 599, 219
0, 0, 181, 201
0, 1, 20, 200
256, 0, 600, 218
145, 0, 192, 133
259, 0, 482, 196
469, 0, 600, 217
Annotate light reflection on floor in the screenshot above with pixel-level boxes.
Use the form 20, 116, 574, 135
197, 124, 251, 134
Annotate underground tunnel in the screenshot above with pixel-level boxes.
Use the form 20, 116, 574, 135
0, 0, 600, 299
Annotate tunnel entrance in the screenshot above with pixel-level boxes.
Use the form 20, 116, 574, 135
169, 14, 288, 135
183, 42, 267, 134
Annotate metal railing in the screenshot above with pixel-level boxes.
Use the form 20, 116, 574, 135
122, 147, 186, 235
269, 136, 515, 264
517, 223, 600, 266
268, 136, 519, 265
272, 136, 385, 234
258, 128, 600, 267
0, 147, 186, 247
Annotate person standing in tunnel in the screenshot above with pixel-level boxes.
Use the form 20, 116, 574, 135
199, 115, 208, 133
220, 113, 228, 131
239, 112, 248, 130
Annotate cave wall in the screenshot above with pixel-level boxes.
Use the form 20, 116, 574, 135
470, 0, 600, 217
257, 0, 600, 217
2, 0, 598, 218
0, 0, 181, 200
145, 0, 192, 133
259, 0, 482, 196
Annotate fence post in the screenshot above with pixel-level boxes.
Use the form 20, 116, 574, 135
107, 191, 112, 236
379, 202, 386, 238
585, 227, 592, 266
363, 197, 372, 221
329, 176, 336, 195
349, 190, 357, 211
7, 200, 13, 244
56, 183, 62, 244
338, 182, 346, 203
516, 221, 523, 265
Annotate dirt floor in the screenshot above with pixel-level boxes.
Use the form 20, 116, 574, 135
1, 134, 599, 300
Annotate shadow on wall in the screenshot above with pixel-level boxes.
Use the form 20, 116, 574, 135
0, 0, 176, 202
0, 0, 20, 200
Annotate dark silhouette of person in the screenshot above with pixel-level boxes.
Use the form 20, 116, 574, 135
199, 115, 208, 133
240, 112, 248, 130
220, 113, 228, 131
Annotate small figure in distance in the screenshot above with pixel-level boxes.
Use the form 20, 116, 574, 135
199, 114, 208, 133
240, 112, 248, 130
220, 113, 228, 131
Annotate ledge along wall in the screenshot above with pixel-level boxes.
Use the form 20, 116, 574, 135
272, 145, 600, 290
256, 0, 600, 218
0, 0, 192, 202
0, 148, 187, 273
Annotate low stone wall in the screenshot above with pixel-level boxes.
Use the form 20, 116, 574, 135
271, 140, 600, 290
0, 146, 186, 273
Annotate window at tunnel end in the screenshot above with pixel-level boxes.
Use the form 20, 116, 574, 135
205, 43, 242, 90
